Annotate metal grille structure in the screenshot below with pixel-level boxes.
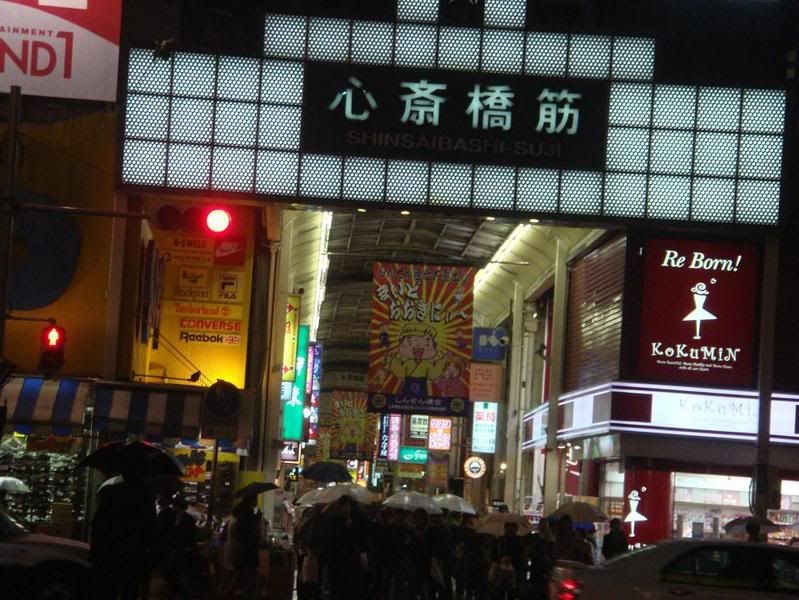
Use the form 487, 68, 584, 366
121, 1, 786, 226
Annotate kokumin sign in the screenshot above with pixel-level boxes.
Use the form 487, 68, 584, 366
303, 63, 609, 169
637, 239, 760, 387
0, 0, 122, 101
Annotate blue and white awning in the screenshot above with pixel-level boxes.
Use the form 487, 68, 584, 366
1, 377, 91, 434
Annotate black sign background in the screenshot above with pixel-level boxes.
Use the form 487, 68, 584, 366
301, 62, 610, 170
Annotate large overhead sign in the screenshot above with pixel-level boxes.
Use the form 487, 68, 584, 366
0, 0, 122, 101
120, 2, 786, 226
367, 262, 474, 416
303, 62, 609, 169
637, 239, 759, 387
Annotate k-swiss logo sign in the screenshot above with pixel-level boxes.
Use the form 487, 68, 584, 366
637, 239, 759, 387
0, 0, 122, 101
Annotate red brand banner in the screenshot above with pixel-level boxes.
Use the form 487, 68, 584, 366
0, 0, 122, 101
638, 239, 759, 387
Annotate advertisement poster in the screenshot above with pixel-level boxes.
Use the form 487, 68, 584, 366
282, 295, 301, 382
472, 402, 498, 454
281, 325, 309, 441
428, 417, 452, 451
637, 239, 759, 387
470, 363, 504, 402
368, 262, 475, 416
0, 0, 122, 101
330, 390, 378, 460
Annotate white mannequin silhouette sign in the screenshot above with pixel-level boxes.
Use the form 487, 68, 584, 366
624, 488, 648, 538
683, 282, 717, 340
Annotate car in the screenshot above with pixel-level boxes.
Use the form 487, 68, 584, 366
0, 507, 91, 599
550, 538, 799, 599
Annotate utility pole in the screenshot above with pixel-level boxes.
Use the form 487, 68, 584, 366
0, 86, 21, 355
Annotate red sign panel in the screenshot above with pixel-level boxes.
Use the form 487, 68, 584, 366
638, 239, 759, 387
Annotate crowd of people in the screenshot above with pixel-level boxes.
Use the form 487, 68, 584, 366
292, 495, 630, 600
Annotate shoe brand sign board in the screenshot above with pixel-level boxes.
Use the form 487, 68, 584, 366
637, 238, 759, 387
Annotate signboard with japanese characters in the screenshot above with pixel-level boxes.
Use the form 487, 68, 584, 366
637, 239, 759, 387
368, 262, 475, 416
472, 402, 499, 454
303, 63, 610, 169
409, 414, 429, 440
330, 390, 378, 460
470, 363, 504, 402
428, 417, 452, 451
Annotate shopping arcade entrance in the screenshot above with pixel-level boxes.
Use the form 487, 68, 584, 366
116, 1, 790, 513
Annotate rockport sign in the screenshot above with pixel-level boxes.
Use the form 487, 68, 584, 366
638, 239, 759, 387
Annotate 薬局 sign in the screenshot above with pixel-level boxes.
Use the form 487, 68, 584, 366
303, 63, 610, 170
472, 402, 498, 453
428, 417, 452, 451
0, 0, 122, 101
281, 324, 309, 441
399, 446, 428, 464
637, 239, 759, 387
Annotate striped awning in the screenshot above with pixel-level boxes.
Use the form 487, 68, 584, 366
1, 377, 91, 434
93, 383, 253, 446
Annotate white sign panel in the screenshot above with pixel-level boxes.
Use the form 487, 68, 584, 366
0, 0, 122, 101
650, 390, 757, 435
472, 401, 498, 454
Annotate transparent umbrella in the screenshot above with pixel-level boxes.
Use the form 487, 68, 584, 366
477, 513, 533, 536
305, 483, 375, 506
383, 491, 442, 514
0, 477, 31, 494
433, 494, 477, 515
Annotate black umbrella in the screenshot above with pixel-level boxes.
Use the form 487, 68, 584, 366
301, 461, 352, 483
234, 482, 279, 498
78, 441, 185, 477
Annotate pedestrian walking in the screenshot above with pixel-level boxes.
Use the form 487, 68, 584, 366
601, 518, 628, 560
224, 495, 260, 599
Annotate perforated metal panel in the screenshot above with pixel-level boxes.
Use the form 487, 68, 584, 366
120, 11, 787, 226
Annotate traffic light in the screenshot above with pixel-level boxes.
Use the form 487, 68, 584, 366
153, 204, 233, 235
39, 324, 66, 373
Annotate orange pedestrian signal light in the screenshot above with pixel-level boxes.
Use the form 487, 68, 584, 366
39, 325, 66, 373
206, 209, 232, 234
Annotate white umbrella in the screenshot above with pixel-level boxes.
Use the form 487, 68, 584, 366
296, 487, 325, 506
383, 491, 442, 514
433, 494, 477, 515
549, 501, 608, 523
477, 513, 533, 536
0, 477, 31, 494
303, 483, 375, 506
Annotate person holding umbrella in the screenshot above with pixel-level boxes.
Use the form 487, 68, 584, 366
224, 494, 261, 599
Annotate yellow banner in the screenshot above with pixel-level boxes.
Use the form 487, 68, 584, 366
282, 294, 301, 381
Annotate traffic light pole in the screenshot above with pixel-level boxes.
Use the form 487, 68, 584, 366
0, 86, 21, 356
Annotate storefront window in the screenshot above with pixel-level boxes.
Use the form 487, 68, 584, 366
599, 461, 625, 520
672, 473, 751, 539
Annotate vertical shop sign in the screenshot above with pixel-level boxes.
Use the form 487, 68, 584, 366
388, 413, 401, 461
368, 262, 475, 416
428, 417, 452, 451
330, 390, 378, 460
409, 415, 429, 440
306, 343, 316, 395
637, 239, 759, 387
282, 324, 309, 440
0, 0, 123, 102
307, 344, 323, 444
378, 413, 391, 459
282, 294, 301, 381
470, 363, 504, 402
472, 402, 498, 453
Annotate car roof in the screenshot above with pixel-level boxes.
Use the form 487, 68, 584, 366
655, 538, 799, 551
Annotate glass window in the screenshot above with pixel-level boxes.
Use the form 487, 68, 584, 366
663, 547, 763, 589
769, 553, 799, 592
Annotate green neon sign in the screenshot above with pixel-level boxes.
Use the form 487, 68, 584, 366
282, 324, 309, 441
399, 446, 428, 464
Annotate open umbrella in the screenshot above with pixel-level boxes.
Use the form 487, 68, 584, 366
304, 483, 375, 506
549, 501, 608, 524
296, 487, 325, 506
234, 482, 279, 498
78, 441, 185, 477
383, 491, 442, 514
0, 477, 31, 494
302, 461, 352, 483
724, 515, 781, 535
477, 513, 533, 536
433, 493, 477, 515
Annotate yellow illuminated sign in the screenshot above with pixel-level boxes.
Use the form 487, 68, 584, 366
282, 294, 301, 382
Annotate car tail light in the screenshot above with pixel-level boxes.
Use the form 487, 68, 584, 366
558, 577, 583, 600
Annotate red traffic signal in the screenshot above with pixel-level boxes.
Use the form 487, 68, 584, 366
39, 325, 65, 373
153, 204, 233, 235
206, 209, 232, 234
